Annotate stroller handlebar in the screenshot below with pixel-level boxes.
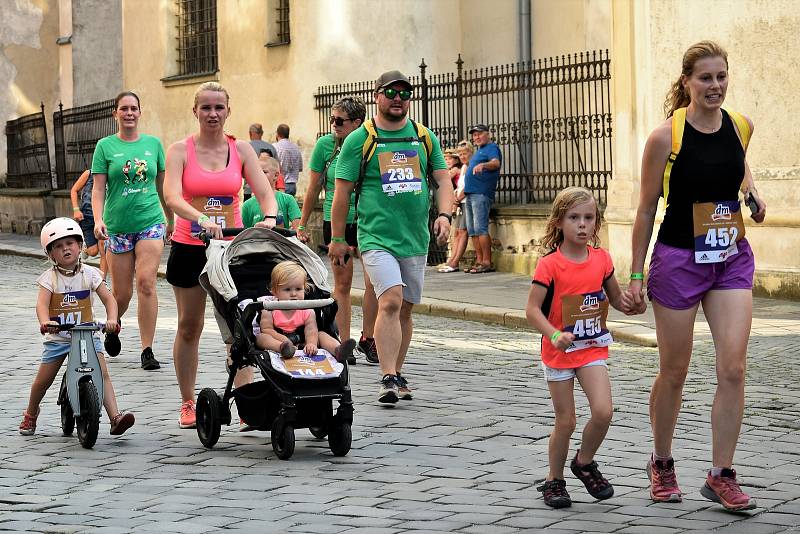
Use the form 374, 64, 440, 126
197, 226, 296, 245
259, 298, 335, 311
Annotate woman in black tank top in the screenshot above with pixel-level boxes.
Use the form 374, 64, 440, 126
624, 41, 766, 511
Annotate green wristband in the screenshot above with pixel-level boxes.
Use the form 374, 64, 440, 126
550, 330, 562, 343
298, 225, 306, 231
330, 236, 347, 244
630, 272, 644, 280
197, 214, 210, 225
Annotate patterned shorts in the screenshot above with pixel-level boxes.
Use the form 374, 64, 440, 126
106, 223, 166, 254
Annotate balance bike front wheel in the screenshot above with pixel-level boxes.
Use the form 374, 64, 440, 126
59, 375, 75, 437
76, 381, 100, 449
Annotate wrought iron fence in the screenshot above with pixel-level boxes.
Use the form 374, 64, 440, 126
53, 99, 117, 190
4, 103, 52, 189
314, 50, 613, 205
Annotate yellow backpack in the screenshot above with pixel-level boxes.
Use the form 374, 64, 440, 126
662, 107, 752, 206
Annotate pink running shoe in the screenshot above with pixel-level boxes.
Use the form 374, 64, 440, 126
178, 400, 196, 429
647, 457, 682, 503
700, 468, 756, 511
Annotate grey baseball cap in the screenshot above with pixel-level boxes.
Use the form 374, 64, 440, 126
375, 70, 412, 91
468, 124, 490, 134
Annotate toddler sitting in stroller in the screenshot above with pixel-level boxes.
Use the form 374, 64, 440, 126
256, 260, 356, 363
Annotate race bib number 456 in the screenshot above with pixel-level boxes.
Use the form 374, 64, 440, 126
378, 150, 422, 196
560, 291, 613, 352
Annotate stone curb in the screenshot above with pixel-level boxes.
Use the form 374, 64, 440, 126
2, 246, 658, 348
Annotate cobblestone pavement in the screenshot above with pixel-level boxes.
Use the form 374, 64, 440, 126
1, 254, 799, 533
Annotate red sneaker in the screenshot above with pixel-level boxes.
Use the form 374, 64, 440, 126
178, 400, 196, 429
19, 410, 38, 436
647, 457, 682, 503
700, 468, 756, 511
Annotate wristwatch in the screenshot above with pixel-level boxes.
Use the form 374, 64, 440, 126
437, 212, 452, 224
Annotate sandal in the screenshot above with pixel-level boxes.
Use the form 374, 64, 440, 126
469, 264, 495, 274
437, 265, 458, 273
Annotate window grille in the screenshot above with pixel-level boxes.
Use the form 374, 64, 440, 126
266, 0, 290, 47
175, 0, 218, 76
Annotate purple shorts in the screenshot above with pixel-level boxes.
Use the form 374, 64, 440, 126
647, 239, 754, 310
106, 223, 166, 254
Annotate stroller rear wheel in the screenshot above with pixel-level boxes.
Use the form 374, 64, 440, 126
197, 388, 222, 448
271, 419, 295, 460
328, 422, 352, 457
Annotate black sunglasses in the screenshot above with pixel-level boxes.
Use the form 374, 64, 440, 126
380, 88, 412, 101
329, 116, 354, 127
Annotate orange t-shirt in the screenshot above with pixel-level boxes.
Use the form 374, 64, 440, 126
532, 246, 615, 368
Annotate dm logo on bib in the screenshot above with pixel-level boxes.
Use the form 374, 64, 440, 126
391, 152, 408, 164
62, 294, 78, 308
205, 198, 223, 211
711, 204, 732, 221
579, 294, 600, 313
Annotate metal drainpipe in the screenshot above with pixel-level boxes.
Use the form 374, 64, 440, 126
518, 0, 533, 201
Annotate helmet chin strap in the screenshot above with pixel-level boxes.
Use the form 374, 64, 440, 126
53, 259, 82, 276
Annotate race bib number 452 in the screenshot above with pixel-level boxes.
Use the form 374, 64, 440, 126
560, 291, 613, 353
378, 150, 422, 196
692, 200, 745, 264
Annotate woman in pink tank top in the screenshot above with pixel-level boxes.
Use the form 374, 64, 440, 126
163, 81, 278, 430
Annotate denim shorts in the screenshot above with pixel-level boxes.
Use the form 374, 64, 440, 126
362, 249, 426, 304
464, 193, 492, 236
107, 222, 166, 254
42, 338, 103, 364
78, 215, 98, 248
647, 239, 754, 310
541, 358, 607, 382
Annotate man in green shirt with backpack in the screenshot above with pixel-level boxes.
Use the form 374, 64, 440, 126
329, 70, 454, 405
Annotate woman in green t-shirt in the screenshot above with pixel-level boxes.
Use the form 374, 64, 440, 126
91, 91, 173, 371
298, 97, 379, 363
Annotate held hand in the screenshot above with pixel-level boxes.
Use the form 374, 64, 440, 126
328, 241, 350, 266
303, 343, 317, 355
73, 210, 84, 222
104, 320, 120, 334
94, 220, 109, 240
626, 279, 645, 307
297, 228, 310, 243
554, 331, 575, 352
433, 217, 451, 246
164, 222, 174, 244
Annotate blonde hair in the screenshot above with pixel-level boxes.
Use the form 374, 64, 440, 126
260, 155, 280, 171
194, 81, 230, 108
664, 40, 728, 118
540, 187, 601, 252
270, 260, 310, 295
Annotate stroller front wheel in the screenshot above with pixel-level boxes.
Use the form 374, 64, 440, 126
328, 422, 352, 457
271, 420, 295, 460
196, 388, 222, 448
309, 426, 327, 439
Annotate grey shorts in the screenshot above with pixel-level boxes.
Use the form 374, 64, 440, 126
362, 249, 426, 304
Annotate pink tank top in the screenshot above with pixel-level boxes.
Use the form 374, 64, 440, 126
272, 308, 312, 334
172, 134, 244, 245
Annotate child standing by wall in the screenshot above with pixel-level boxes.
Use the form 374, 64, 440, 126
69, 170, 108, 277
256, 260, 356, 363
19, 218, 135, 437
526, 187, 642, 508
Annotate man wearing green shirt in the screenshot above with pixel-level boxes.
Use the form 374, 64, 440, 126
329, 70, 454, 405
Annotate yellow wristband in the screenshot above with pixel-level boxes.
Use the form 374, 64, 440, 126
72, 207, 80, 211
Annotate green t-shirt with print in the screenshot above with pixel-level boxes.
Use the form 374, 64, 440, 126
308, 134, 356, 224
335, 120, 447, 258
241, 192, 301, 229
91, 134, 166, 235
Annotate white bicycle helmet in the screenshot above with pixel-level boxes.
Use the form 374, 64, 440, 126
40, 217, 84, 255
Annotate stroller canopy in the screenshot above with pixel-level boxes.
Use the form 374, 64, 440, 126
199, 227, 331, 303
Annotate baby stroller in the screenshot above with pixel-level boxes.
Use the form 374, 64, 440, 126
196, 227, 353, 459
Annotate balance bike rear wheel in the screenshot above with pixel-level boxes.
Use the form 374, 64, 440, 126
76, 381, 100, 449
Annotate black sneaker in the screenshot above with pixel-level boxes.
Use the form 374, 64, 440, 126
378, 374, 399, 404
537, 479, 572, 508
396, 373, 413, 400
335, 338, 357, 364
570, 453, 614, 500
104, 331, 121, 357
358, 334, 379, 365
140, 347, 160, 370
